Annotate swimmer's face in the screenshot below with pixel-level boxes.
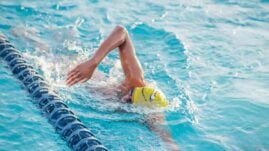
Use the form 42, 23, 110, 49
122, 90, 133, 103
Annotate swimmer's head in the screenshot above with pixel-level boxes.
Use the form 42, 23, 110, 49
131, 86, 169, 108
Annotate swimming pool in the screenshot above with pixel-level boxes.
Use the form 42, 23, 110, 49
0, 0, 269, 151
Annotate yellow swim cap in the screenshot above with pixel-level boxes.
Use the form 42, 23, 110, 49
132, 87, 169, 108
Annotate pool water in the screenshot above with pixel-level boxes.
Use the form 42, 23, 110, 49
0, 0, 269, 151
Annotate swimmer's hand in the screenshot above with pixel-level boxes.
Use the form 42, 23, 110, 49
66, 59, 97, 86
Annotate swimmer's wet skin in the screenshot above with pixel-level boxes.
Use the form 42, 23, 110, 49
66, 25, 180, 151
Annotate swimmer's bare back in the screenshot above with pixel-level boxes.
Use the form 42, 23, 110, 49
66, 25, 146, 95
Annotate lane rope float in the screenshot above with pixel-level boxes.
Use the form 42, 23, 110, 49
0, 33, 107, 151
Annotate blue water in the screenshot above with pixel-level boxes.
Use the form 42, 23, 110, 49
0, 0, 269, 151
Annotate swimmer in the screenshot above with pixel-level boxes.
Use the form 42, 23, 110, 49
66, 25, 180, 151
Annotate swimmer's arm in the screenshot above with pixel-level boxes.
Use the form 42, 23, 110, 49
67, 26, 127, 86
145, 113, 180, 151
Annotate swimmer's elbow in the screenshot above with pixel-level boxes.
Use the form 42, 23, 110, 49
115, 25, 127, 34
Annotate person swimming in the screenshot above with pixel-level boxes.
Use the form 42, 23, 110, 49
66, 25, 179, 151
66, 26, 169, 107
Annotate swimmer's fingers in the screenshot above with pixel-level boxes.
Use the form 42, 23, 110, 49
66, 71, 79, 83
66, 71, 81, 86
67, 67, 78, 76
67, 70, 78, 80
68, 77, 82, 86
68, 72, 83, 86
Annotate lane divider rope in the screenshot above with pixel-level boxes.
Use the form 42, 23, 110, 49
0, 34, 107, 151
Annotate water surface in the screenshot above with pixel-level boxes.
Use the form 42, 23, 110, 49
0, 0, 269, 151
